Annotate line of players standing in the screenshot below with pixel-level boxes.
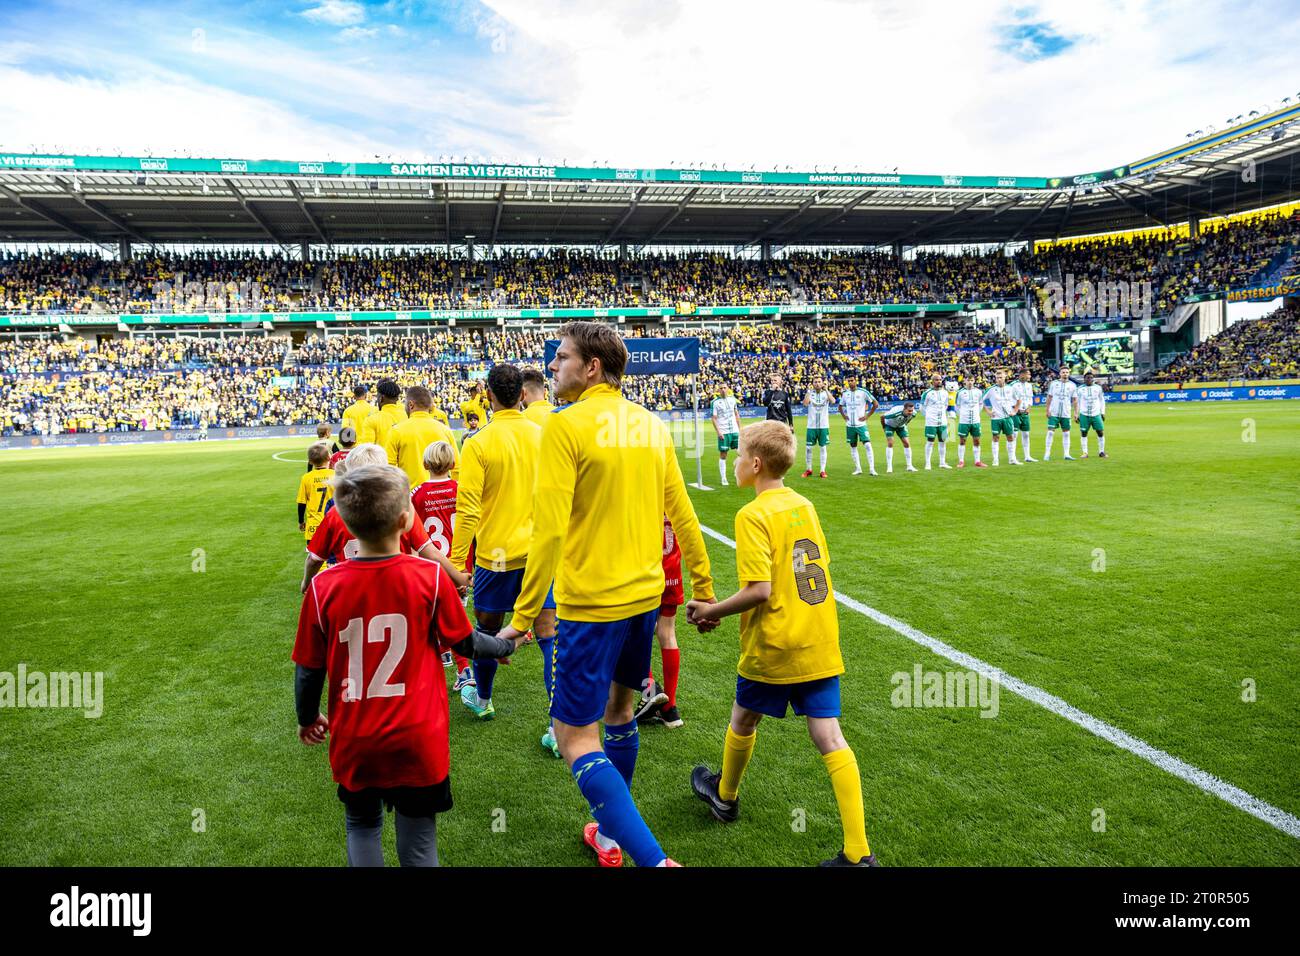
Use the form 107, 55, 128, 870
709, 365, 1109, 480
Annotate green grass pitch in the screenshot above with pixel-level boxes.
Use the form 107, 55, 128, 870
1, 400, 1297, 866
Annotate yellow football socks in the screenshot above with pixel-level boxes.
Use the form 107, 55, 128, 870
823, 747, 872, 862
719, 726, 757, 801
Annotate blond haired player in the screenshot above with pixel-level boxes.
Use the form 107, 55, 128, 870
686, 421, 878, 867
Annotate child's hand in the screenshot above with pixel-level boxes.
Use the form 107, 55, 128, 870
687, 599, 721, 630
298, 714, 329, 745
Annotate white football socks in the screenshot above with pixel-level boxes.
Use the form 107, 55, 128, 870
850, 446, 861, 471
958, 443, 966, 465
925, 441, 934, 468
719, 458, 728, 484
819, 446, 827, 472
973, 444, 981, 464
1098, 435, 1106, 454
805, 445, 813, 470
1063, 433, 1072, 457
1045, 431, 1054, 458
866, 443, 876, 474
886, 445, 893, 470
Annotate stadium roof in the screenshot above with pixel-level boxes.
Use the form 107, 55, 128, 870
2, 104, 1298, 250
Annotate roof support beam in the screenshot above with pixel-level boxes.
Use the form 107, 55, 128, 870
287, 181, 329, 245
1101, 185, 1171, 228
1005, 192, 1061, 244
223, 178, 287, 246
601, 185, 647, 248
0, 183, 107, 246
640, 188, 698, 247
488, 184, 507, 249
885, 194, 986, 246
782, 191, 874, 246
743, 192, 819, 247
55, 178, 151, 245
1051, 188, 1076, 242
1127, 183, 1217, 220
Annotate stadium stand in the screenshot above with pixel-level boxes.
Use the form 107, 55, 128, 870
1147, 303, 1300, 382
2, 210, 1295, 316
0, 322, 1043, 435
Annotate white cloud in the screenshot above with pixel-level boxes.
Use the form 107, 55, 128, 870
0, 64, 396, 159
301, 1, 367, 27
338, 26, 380, 41
478, 0, 1300, 174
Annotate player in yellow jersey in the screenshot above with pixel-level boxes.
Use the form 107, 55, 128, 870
358, 378, 408, 448
449, 365, 558, 745
459, 381, 491, 431
495, 322, 713, 868
385, 385, 459, 486
295, 442, 335, 541
520, 367, 554, 427
686, 420, 878, 867
429, 403, 450, 427
340, 384, 377, 434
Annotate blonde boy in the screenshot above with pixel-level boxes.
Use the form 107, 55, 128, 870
686, 420, 878, 867
296, 442, 335, 540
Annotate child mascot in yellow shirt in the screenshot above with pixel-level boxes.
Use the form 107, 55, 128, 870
687, 420, 879, 867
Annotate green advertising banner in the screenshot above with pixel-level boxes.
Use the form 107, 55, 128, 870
0, 300, 1030, 328
686, 301, 1022, 317
0, 306, 675, 328
0, 152, 1058, 190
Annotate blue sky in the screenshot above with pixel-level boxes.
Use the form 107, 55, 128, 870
1, 0, 1298, 175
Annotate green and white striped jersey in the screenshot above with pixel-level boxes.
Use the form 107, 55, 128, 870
1046, 379, 1078, 418
1077, 383, 1106, 416
839, 388, 875, 426
805, 389, 831, 429
955, 387, 983, 425
882, 407, 916, 430
920, 388, 949, 426
711, 395, 740, 434
1010, 380, 1035, 413
983, 384, 1015, 419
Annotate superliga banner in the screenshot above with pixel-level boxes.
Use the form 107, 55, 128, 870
543, 337, 700, 376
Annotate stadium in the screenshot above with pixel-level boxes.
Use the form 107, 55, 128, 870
1, 0, 1298, 930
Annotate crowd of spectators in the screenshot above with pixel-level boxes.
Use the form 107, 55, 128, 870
3, 210, 1294, 317
1024, 210, 1300, 317
1148, 304, 1299, 382
1, 321, 1045, 434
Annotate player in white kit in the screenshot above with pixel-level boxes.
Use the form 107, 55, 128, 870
1076, 371, 1108, 458
711, 385, 741, 486
1044, 366, 1078, 461
839, 375, 879, 476
802, 375, 833, 478
954, 380, 987, 468
919, 373, 952, 470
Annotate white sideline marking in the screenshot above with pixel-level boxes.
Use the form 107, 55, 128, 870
271, 451, 307, 463
698, 523, 1300, 840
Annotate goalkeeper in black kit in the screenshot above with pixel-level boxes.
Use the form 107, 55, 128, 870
761, 374, 794, 429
